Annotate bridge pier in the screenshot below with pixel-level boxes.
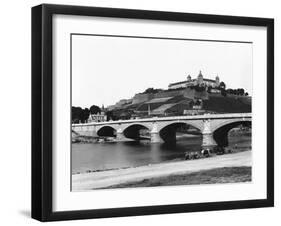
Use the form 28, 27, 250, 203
150, 122, 163, 143
92, 130, 98, 138
202, 133, 217, 148
116, 127, 125, 141
92, 126, 98, 137
202, 119, 217, 148
150, 132, 163, 143
116, 132, 126, 141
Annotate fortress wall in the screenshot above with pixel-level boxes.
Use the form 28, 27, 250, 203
132, 88, 211, 105
132, 90, 185, 104
182, 88, 209, 100
194, 90, 209, 100
154, 89, 185, 98
183, 88, 195, 99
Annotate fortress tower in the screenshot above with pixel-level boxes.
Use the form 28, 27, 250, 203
197, 70, 204, 86
215, 75, 220, 87
168, 70, 224, 90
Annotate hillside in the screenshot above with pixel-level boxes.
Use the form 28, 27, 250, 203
107, 90, 251, 119
203, 95, 251, 113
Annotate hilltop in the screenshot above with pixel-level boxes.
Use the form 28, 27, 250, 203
106, 87, 251, 120
72, 72, 251, 123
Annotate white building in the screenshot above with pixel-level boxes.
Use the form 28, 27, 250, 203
88, 112, 107, 122
168, 71, 220, 89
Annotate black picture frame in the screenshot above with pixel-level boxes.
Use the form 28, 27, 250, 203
32, 4, 274, 222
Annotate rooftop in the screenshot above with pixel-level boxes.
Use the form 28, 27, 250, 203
169, 78, 216, 86
169, 79, 197, 86
151, 103, 177, 114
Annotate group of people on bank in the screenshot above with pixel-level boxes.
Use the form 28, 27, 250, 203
184, 146, 233, 160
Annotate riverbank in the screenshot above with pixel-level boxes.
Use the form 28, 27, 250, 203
106, 166, 251, 188
72, 150, 251, 191
72, 132, 200, 144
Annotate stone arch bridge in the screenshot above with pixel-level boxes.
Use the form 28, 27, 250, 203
72, 113, 251, 148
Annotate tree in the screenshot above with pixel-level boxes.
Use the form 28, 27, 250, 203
221, 89, 227, 97
194, 85, 205, 92
226, 88, 233, 94
81, 108, 90, 122
90, 105, 101, 114
219, 82, 226, 90
72, 106, 93, 123
144, 88, 154, 93
106, 110, 117, 121
226, 88, 246, 96
143, 87, 163, 94
238, 88, 245, 95
72, 106, 83, 123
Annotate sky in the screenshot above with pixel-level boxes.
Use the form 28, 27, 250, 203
72, 34, 252, 108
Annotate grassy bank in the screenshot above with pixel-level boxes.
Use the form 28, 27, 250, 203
105, 166, 251, 189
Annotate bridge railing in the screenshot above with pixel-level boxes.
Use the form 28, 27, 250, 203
72, 112, 252, 127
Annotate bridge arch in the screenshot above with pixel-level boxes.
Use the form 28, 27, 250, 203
212, 119, 251, 147
159, 122, 202, 143
123, 124, 150, 140
211, 118, 251, 133
157, 120, 203, 132
97, 126, 117, 137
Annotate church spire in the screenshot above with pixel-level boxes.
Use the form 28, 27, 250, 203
215, 74, 220, 86
197, 70, 203, 85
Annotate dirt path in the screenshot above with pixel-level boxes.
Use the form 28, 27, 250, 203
72, 151, 251, 191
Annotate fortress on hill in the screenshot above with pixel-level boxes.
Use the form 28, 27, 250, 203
168, 71, 220, 90
100, 71, 251, 121
128, 71, 225, 106
109, 71, 224, 108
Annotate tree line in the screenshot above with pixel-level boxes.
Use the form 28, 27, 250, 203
72, 105, 101, 123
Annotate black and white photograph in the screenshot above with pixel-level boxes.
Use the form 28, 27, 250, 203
0, 0, 278, 223
29, 3, 274, 222
71, 34, 252, 191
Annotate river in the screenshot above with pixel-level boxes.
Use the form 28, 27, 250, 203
72, 133, 251, 174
